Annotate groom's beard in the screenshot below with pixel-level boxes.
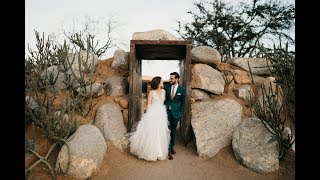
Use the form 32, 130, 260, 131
170, 80, 177, 85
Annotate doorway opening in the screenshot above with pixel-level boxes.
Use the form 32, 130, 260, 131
129, 40, 192, 144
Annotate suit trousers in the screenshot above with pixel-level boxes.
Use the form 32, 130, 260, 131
167, 109, 180, 152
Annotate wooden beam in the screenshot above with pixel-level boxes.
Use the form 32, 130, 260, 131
179, 43, 192, 144
136, 44, 186, 60
185, 44, 192, 142
129, 42, 137, 132
131, 40, 192, 45
137, 58, 142, 121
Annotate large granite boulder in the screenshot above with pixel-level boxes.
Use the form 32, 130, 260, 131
191, 46, 221, 68
232, 118, 279, 173
191, 98, 242, 157
55, 125, 107, 179
191, 63, 225, 95
111, 48, 129, 74
105, 75, 129, 96
94, 102, 129, 151
132, 29, 177, 40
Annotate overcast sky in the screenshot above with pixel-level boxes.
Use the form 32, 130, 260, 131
25, 0, 294, 78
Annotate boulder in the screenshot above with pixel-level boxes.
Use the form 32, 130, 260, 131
191, 98, 242, 157
94, 103, 129, 151
191, 46, 221, 67
232, 118, 279, 173
233, 69, 252, 84
132, 29, 177, 40
233, 85, 254, 101
191, 89, 210, 101
105, 75, 129, 96
226, 57, 272, 76
191, 63, 225, 95
111, 48, 129, 74
55, 125, 107, 179
119, 99, 129, 109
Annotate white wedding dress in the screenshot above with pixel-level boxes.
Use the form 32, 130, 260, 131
129, 89, 171, 161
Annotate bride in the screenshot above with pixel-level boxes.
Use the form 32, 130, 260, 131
129, 76, 171, 161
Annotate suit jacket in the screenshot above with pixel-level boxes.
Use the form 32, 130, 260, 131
164, 84, 186, 119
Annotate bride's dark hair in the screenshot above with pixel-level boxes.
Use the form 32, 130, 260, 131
150, 76, 161, 90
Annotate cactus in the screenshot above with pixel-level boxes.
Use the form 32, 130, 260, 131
71, 93, 97, 117
63, 43, 109, 98
258, 43, 295, 122
25, 133, 73, 180
25, 23, 116, 178
25, 91, 80, 180
253, 82, 294, 159
38, 68, 61, 90
25, 142, 59, 180
64, 17, 117, 57
54, 36, 111, 117
27, 31, 60, 70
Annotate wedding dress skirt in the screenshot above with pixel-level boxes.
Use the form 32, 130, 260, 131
129, 99, 171, 161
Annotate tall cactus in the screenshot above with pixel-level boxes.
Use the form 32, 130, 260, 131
253, 82, 294, 159
259, 43, 295, 122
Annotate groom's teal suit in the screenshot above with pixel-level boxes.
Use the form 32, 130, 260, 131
164, 84, 186, 152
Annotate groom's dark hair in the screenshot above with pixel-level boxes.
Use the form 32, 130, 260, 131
170, 72, 180, 79
151, 76, 162, 90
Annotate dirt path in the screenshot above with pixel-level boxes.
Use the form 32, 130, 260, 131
90, 132, 295, 180
26, 127, 295, 180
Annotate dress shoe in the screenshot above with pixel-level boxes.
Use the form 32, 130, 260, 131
171, 149, 176, 154
168, 153, 173, 160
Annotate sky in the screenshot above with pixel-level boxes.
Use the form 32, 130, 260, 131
25, 0, 294, 78
25, 0, 196, 56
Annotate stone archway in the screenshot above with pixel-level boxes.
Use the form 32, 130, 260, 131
128, 40, 192, 144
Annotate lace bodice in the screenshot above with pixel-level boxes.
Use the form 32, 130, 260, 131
151, 90, 165, 104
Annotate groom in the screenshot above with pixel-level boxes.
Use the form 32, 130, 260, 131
164, 72, 186, 160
